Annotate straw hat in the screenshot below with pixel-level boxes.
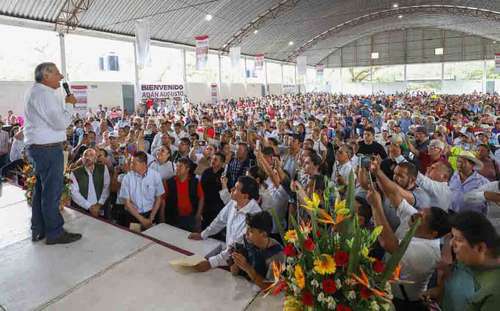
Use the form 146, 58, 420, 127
458, 150, 483, 170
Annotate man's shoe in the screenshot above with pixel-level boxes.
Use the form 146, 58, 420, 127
32, 233, 45, 242
46, 231, 82, 245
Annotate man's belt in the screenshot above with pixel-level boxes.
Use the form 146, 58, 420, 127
28, 142, 64, 148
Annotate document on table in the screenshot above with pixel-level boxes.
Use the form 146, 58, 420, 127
169, 254, 206, 267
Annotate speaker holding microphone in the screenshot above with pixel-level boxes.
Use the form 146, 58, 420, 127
62, 82, 72, 96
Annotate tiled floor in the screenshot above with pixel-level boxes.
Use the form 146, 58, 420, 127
0, 185, 283, 311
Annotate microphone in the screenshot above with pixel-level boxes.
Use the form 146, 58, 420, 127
62, 82, 72, 96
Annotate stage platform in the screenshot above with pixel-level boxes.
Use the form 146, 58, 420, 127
0, 183, 283, 311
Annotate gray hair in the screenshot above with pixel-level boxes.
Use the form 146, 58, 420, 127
34, 62, 56, 83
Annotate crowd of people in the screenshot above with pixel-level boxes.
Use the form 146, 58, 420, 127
2, 89, 500, 310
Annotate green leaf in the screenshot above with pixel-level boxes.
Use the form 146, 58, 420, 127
269, 207, 285, 240
380, 218, 421, 284
347, 215, 362, 276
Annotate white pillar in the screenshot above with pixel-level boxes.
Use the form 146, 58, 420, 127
483, 59, 487, 93
182, 48, 187, 87
58, 33, 68, 80
133, 41, 141, 108
264, 60, 269, 95
244, 56, 248, 94
441, 62, 445, 93
218, 53, 222, 97
281, 63, 284, 94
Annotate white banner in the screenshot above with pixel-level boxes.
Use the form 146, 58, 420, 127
135, 19, 151, 68
230, 46, 240, 70
70, 85, 88, 114
316, 64, 324, 77
496, 53, 500, 73
255, 54, 264, 71
195, 35, 209, 70
297, 56, 307, 76
140, 84, 184, 100
210, 83, 218, 104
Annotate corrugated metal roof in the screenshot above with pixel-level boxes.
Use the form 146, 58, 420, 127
0, 0, 499, 65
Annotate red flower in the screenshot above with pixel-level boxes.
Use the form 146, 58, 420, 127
373, 259, 385, 273
360, 286, 373, 300
322, 278, 337, 294
304, 238, 315, 252
302, 290, 314, 306
336, 304, 352, 311
316, 230, 321, 238
334, 251, 349, 267
283, 244, 297, 257
272, 280, 287, 296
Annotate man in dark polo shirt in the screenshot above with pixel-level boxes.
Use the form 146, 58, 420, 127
164, 157, 204, 231
200, 152, 226, 229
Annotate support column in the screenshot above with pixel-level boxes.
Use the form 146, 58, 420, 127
59, 33, 68, 80
133, 41, 140, 108
483, 59, 487, 93
244, 56, 248, 93
182, 48, 187, 94
218, 53, 222, 98
281, 63, 284, 94
264, 59, 269, 95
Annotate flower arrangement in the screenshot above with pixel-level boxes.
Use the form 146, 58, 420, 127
22, 164, 72, 210
267, 172, 420, 311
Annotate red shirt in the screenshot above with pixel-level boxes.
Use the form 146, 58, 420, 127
165, 176, 204, 216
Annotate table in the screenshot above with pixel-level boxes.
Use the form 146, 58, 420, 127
142, 223, 224, 257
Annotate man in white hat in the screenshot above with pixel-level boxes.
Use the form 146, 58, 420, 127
449, 151, 489, 214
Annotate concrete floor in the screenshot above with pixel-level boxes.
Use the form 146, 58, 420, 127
0, 185, 283, 311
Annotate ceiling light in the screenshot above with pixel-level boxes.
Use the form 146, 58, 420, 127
398, 14, 403, 19
205, 14, 213, 21
371, 52, 379, 59
393, 3, 399, 8
435, 47, 444, 55
289, 41, 294, 46
253, 29, 258, 34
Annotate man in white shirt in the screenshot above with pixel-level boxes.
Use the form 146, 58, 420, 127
416, 161, 454, 211
366, 181, 450, 307
188, 176, 262, 271
1, 127, 25, 179
119, 151, 164, 230
70, 149, 110, 218
24, 62, 81, 245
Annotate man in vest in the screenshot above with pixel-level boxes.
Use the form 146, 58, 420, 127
164, 157, 204, 232
70, 148, 110, 218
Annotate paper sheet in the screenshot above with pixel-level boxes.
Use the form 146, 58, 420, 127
169, 255, 206, 267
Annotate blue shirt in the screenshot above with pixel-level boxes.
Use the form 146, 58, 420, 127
119, 169, 165, 213
449, 171, 489, 214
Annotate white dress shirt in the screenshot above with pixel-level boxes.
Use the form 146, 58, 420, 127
331, 161, 355, 183
464, 181, 500, 232
23, 83, 73, 145
201, 199, 262, 268
260, 185, 289, 233
9, 138, 25, 162
70, 166, 110, 210
392, 199, 441, 301
119, 169, 165, 213
416, 173, 452, 211
149, 160, 176, 180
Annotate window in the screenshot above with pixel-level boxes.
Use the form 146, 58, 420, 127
139, 45, 183, 84
0, 24, 61, 81
185, 51, 219, 83
406, 63, 442, 81
443, 61, 483, 81
266, 62, 282, 84
372, 65, 404, 83
282, 65, 296, 84
66, 34, 135, 82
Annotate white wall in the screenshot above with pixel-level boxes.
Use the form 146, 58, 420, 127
0, 81, 125, 116
268, 84, 283, 95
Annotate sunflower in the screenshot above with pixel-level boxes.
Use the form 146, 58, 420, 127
334, 199, 346, 211
313, 254, 336, 275
294, 264, 305, 289
284, 230, 298, 243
